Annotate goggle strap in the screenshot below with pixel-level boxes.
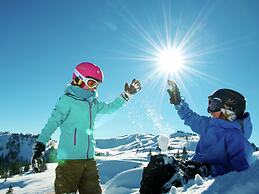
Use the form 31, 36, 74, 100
74, 69, 83, 80
210, 97, 222, 102
74, 69, 98, 88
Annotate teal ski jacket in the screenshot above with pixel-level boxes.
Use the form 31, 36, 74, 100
37, 85, 127, 160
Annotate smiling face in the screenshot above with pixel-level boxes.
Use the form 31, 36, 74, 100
211, 111, 222, 118
82, 84, 97, 91
211, 111, 229, 121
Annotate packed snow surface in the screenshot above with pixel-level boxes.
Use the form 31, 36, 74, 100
0, 134, 258, 194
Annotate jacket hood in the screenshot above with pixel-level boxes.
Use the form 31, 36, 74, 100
64, 85, 98, 102
238, 112, 252, 139
209, 112, 252, 139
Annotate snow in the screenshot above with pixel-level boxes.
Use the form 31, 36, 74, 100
98, 159, 142, 184
194, 174, 203, 186
158, 134, 170, 152
170, 186, 177, 194
0, 132, 12, 157
202, 160, 259, 194
0, 163, 56, 194
0, 133, 36, 162
0, 134, 259, 194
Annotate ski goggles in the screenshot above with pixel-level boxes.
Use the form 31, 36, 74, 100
83, 77, 99, 88
207, 97, 223, 113
74, 69, 99, 88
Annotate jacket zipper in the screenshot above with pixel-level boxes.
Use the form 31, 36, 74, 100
74, 128, 77, 145
86, 101, 92, 159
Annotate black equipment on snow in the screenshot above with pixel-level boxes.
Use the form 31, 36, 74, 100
167, 80, 181, 105
139, 154, 211, 194
32, 141, 46, 173
208, 89, 246, 118
140, 154, 181, 194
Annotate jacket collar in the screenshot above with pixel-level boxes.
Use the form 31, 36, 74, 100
209, 117, 241, 130
64, 85, 97, 102
209, 113, 253, 139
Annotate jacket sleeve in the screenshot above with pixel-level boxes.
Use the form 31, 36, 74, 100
226, 133, 251, 172
175, 101, 209, 135
37, 95, 71, 144
97, 95, 127, 114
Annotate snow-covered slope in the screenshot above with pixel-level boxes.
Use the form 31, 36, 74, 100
1, 151, 259, 194
96, 134, 156, 149
0, 132, 196, 161
96, 132, 199, 154
0, 132, 36, 163
1, 133, 258, 194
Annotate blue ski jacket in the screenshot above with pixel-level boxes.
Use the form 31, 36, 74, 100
37, 85, 127, 160
175, 101, 254, 176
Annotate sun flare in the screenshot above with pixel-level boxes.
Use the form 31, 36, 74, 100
156, 48, 185, 73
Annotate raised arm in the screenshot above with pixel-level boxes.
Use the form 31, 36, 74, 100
167, 80, 209, 135
175, 101, 209, 135
97, 78, 141, 114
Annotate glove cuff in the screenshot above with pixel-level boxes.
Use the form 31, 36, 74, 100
174, 100, 185, 110
121, 91, 132, 101
34, 141, 46, 152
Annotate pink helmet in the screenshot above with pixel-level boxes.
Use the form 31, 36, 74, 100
72, 62, 104, 82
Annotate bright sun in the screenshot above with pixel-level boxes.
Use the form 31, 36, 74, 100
156, 48, 185, 73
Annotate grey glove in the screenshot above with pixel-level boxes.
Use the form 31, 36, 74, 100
122, 79, 141, 101
167, 80, 181, 105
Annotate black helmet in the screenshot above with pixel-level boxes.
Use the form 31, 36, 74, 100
208, 89, 246, 119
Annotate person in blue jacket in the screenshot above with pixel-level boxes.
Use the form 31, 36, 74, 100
31, 62, 141, 194
167, 80, 253, 178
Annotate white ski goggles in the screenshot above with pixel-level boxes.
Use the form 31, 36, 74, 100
74, 69, 99, 88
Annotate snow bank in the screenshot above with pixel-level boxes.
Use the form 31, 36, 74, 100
97, 159, 142, 184
202, 160, 259, 194
0, 163, 56, 194
251, 151, 259, 163
1, 134, 258, 194
103, 167, 143, 194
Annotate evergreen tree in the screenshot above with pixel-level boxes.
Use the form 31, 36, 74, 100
10, 162, 22, 176
24, 163, 30, 172
185, 136, 189, 142
182, 147, 188, 160
175, 149, 180, 159
148, 148, 152, 157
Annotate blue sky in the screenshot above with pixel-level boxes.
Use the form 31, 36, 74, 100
1, 0, 259, 145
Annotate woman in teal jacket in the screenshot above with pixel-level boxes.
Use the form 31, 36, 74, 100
32, 62, 141, 194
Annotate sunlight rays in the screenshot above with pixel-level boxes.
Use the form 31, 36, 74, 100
156, 47, 185, 74
108, 1, 233, 109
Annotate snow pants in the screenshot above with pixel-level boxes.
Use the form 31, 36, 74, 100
54, 159, 102, 194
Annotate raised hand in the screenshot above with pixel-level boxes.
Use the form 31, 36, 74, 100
167, 80, 181, 105
122, 79, 141, 101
